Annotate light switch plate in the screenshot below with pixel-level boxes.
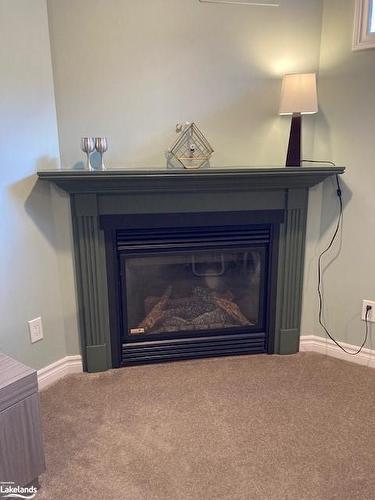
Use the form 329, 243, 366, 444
28, 316, 44, 343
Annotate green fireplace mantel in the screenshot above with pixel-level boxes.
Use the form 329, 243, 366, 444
38, 165, 345, 193
38, 165, 345, 372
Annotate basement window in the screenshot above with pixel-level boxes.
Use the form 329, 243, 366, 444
353, 0, 375, 50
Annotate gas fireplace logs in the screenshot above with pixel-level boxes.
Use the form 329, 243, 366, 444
138, 286, 172, 331
212, 296, 250, 326
136, 285, 253, 335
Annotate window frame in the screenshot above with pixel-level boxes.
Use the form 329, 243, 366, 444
353, 0, 375, 50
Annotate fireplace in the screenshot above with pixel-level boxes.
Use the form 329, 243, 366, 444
103, 214, 280, 365
38, 166, 345, 372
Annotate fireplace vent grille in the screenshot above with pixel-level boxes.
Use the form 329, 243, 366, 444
117, 225, 271, 252
122, 332, 266, 365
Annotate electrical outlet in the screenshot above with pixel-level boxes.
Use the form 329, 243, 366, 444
28, 317, 44, 343
362, 300, 375, 323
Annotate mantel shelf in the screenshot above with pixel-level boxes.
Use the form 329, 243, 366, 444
37, 166, 345, 194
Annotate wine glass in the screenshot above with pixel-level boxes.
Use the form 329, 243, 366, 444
80, 137, 95, 171
95, 137, 108, 170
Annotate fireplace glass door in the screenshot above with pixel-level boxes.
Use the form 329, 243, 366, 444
121, 247, 266, 339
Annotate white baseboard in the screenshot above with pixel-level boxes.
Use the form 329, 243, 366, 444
35, 338, 374, 391
37, 355, 83, 390
300, 335, 375, 368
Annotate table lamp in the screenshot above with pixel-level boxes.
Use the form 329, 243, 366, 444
279, 73, 318, 167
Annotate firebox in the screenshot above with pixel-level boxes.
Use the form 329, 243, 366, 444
103, 212, 281, 366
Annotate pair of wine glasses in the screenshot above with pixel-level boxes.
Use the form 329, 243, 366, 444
81, 137, 108, 171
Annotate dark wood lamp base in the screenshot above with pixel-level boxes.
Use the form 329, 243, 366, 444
286, 113, 302, 167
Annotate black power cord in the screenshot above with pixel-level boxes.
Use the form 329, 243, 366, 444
303, 159, 372, 355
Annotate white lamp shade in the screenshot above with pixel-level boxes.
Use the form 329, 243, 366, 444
279, 73, 318, 115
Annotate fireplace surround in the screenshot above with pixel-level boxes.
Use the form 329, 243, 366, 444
38, 166, 344, 372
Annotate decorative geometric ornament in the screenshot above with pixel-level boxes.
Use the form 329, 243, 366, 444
167, 122, 214, 170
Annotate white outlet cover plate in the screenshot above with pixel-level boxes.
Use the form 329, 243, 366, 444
28, 316, 44, 343
362, 300, 375, 323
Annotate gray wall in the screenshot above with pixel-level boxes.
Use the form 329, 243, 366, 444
47, 0, 323, 168
305, 0, 375, 345
3, 0, 373, 370
0, 0, 80, 369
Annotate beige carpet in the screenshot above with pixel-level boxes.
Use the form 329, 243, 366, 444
36, 353, 375, 499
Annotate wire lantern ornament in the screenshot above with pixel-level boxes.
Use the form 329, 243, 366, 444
167, 122, 214, 170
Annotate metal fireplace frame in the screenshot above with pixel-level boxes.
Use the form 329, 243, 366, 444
102, 211, 282, 367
